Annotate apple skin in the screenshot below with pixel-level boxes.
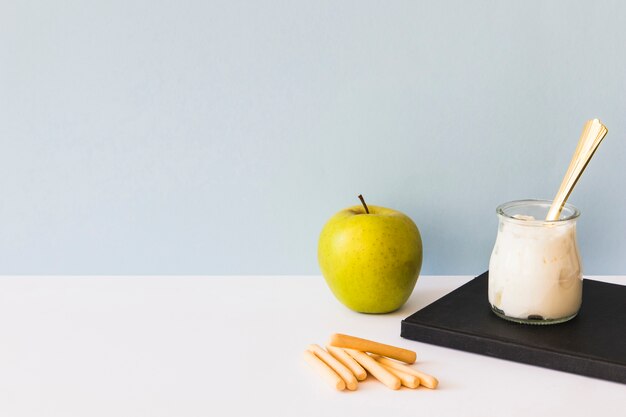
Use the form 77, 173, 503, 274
318, 204, 423, 313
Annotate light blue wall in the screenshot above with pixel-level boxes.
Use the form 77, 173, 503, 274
1, 1, 625, 275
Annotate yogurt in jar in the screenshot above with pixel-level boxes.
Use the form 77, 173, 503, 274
488, 200, 583, 324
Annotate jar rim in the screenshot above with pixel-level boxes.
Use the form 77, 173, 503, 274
496, 199, 580, 224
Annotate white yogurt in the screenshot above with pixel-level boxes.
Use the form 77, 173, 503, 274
488, 209, 583, 322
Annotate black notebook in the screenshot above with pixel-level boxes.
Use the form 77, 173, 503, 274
401, 271, 626, 384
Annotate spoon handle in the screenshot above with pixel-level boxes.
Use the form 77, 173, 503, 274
546, 119, 608, 221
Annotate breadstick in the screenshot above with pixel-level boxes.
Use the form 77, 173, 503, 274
344, 349, 401, 390
303, 350, 346, 391
329, 333, 416, 364
372, 355, 438, 389
326, 345, 367, 381
378, 362, 420, 388
308, 344, 358, 390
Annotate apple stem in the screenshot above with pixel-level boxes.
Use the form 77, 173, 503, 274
358, 194, 370, 214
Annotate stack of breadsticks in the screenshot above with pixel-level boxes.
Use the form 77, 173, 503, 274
303, 333, 438, 391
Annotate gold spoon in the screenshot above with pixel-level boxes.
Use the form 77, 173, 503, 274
545, 119, 608, 221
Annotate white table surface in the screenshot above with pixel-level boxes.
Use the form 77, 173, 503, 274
0, 275, 624, 417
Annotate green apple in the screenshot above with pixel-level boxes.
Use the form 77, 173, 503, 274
318, 196, 423, 313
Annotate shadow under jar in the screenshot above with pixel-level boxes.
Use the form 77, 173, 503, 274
488, 200, 583, 325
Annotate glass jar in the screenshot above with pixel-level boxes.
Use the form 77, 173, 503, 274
488, 199, 583, 325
